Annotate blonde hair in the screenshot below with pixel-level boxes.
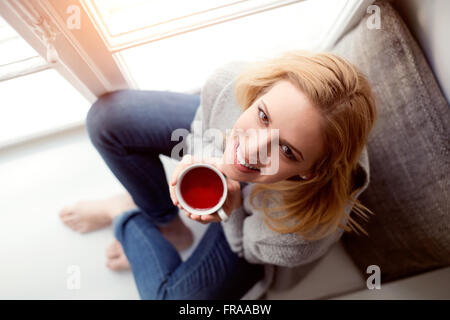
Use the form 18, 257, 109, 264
233, 50, 377, 241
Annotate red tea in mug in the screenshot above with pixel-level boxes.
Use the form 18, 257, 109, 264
180, 167, 224, 210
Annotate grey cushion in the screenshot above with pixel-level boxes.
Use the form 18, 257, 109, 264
331, 1, 450, 283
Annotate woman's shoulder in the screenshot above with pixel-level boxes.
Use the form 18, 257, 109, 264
209, 60, 251, 82
202, 60, 251, 99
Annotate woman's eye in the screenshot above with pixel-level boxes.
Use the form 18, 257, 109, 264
258, 108, 269, 124
281, 145, 296, 160
257, 106, 296, 161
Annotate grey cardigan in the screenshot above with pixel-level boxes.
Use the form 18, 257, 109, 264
182, 60, 370, 299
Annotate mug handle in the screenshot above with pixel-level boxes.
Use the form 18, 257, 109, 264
217, 208, 229, 222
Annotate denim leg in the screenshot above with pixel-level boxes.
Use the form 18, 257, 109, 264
113, 209, 265, 300
86, 89, 200, 226
90, 89, 263, 299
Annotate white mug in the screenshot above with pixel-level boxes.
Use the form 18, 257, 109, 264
175, 163, 229, 221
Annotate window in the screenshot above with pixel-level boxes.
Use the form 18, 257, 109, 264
0, 0, 374, 147
80, 0, 373, 91
118, 0, 351, 92
0, 16, 89, 147
83, 0, 304, 50
0, 16, 48, 82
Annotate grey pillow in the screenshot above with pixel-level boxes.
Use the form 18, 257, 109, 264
331, 1, 450, 283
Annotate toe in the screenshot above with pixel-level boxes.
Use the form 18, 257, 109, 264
106, 256, 130, 271
59, 206, 73, 218
61, 214, 77, 222
106, 259, 119, 271
63, 219, 85, 233
77, 224, 90, 233
62, 219, 77, 229
106, 242, 121, 258
106, 250, 120, 259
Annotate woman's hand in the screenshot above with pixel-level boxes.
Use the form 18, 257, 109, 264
169, 154, 242, 224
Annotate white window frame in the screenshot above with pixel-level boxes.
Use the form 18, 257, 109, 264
81, 0, 306, 52
0, 0, 130, 103
1, 0, 374, 102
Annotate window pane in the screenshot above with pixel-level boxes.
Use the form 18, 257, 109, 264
119, 0, 345, 92
0, 69, 90, 146
0, 16, 43, 66
91, 0, 239, 36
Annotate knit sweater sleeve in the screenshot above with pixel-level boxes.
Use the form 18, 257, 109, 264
182, 61, 246, 157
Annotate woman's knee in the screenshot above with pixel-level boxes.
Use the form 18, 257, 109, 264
86, 89, 131, 145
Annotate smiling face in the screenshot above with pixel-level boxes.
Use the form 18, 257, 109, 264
221, 79, 325, 183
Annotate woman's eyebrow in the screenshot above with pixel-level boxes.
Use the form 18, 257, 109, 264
260, 99, 305, 161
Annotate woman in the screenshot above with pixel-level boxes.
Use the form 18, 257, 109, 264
59, 51, 377, 299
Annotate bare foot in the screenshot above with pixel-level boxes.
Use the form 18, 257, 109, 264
106, 240, 131, 271
59, 193, 136, 233
105, 217, 194, 273
159, 215, 194, 252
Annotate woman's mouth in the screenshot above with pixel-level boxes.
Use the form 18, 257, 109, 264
233, 139, 260, 174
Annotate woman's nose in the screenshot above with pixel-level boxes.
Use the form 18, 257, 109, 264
246, 131, 275, 165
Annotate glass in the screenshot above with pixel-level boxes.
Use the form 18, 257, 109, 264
91, 0, 238, 36
118, 0, 346, 92
0, 69, 90, 146
0, 16, 46, 67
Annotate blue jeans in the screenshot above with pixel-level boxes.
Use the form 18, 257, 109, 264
86, 89, 264, 299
